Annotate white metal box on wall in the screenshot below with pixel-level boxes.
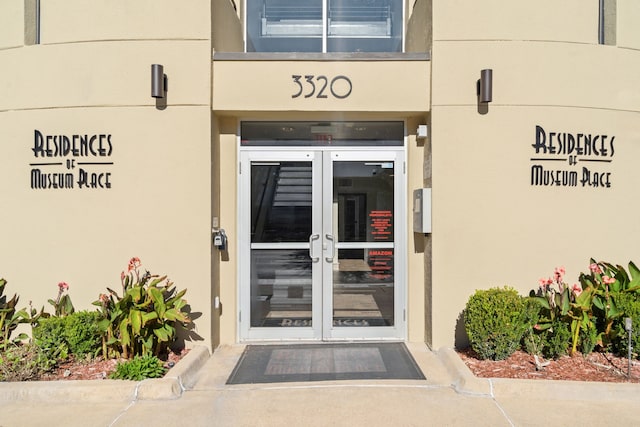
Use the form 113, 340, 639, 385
413, 188, 431, 233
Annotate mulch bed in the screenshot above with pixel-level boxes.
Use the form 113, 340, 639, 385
457, 347, 640, 383
37, 348, 189, 381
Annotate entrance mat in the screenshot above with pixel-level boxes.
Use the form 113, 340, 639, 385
226, 343, 425, 384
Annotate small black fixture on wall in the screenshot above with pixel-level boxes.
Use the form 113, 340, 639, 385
479, 69, 493, 103
151, 64, 167, 99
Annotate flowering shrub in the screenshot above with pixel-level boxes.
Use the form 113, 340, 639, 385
48, 282, 75, 317
93, 257, 191, 359
530, 260, 640, 357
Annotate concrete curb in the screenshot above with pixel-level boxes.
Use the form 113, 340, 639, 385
0, 345, 211, 402
436, 347, 493, 396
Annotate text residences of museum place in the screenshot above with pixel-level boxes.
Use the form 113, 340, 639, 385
530, 125, 615, 188
30, 130, 114, 190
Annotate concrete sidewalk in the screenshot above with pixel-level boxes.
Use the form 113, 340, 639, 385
1, 343, 639, 427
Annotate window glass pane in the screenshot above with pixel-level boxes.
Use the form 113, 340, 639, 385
246, 0, 323, 52
333, 248, 394, 326
246, 0, 402, 52
327, 0, 402, 52
251, 249, 312, 327
334, 161, 394, 244
242, 122, 404, 146
251, 161, 312, 242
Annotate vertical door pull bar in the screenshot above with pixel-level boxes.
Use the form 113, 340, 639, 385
309, 233, 320, 262
325, 234, 336, 262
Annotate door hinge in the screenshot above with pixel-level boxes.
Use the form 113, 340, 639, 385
239, 162, 242, 174
403, 309, 406, 322
239, 311, 241, 322
403, 161, 406, 174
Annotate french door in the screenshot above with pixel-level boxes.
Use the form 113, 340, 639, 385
239, 149, 405, 340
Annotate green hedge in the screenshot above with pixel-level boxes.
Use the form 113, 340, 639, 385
464, 287, 528, 360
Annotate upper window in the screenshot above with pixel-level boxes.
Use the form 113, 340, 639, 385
246, 0, 403, 53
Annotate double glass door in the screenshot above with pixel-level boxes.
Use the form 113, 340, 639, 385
239, 149, 404, 340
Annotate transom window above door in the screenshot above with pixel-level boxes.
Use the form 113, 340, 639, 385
245, 0, 403, 53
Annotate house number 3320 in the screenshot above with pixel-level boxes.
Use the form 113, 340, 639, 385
291, 75, 352, 99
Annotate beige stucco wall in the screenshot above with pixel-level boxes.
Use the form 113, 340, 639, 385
405, 0, 431, 53
216, 117, 239, 345
0, 1, 24, 49
41, 0, 210, 43
212, 0, 243, 52
212, 58, 430, 113
0, 1, 214, 350
434, 0, 597, 43
430, 0, 640, 348
618, 0, 640, 50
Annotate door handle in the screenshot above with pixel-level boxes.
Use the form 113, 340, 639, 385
325, 234, 336, 263
309, 233, 320, 262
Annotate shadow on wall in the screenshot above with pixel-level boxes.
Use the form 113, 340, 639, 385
476, 79, 489, 115
173, 305, 204, 350
155, 75, 168, 110
454, 310, 469, 349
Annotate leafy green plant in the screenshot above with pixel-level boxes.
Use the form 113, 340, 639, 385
611, 292, 640, 358
48, 282, 74, 317
33, 316, 69, 364
543, 319, 571, 359
93, 257, 191, 359
108, 354, 167, 380
0, 279, 30, 350
578, 260, 640, 347
33, 311, 101, 362
464, 286, 528, 360
63, 311, 101, 357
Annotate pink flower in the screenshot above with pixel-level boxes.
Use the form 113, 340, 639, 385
58, 282, 69, 292
539, 277, 553, 290
554, 266, 566, 282
571, 283, 582, 297
128, 257, 141, 272
99, 293, 109, 303
589, 263, 603, 274
603, 275, 616, 285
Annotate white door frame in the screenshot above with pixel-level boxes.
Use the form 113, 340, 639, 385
238, 147, 406, 341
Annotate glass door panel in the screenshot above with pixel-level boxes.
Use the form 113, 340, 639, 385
240, 152, 322, 340
323, 151, 402, 339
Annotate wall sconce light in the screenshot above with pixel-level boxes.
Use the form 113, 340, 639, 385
479, 69, 493, 103
151, 64, 166, 99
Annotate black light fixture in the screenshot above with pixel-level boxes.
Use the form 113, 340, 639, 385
479, 69, 493, 103
151, 64, 166, 99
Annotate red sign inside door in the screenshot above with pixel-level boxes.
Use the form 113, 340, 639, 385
369, 210, 392, 241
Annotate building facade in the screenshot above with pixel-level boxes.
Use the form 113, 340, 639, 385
1, 0, 639, 351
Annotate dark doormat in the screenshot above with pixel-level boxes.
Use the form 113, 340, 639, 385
226, 342, 425, 384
